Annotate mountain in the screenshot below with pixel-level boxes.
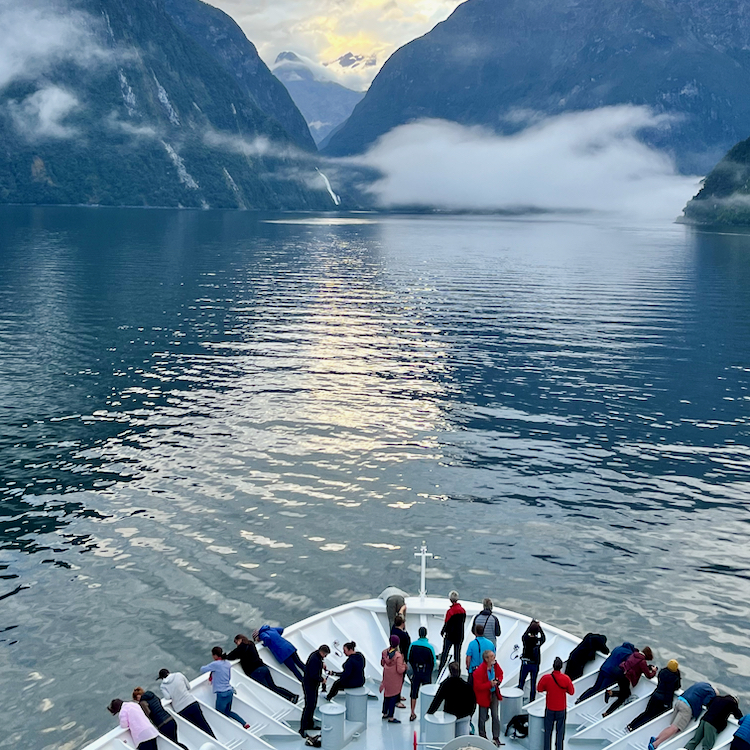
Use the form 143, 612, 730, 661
682, 137, 750, 225
272, 52, 364, 145
0, 0, 331, 209
324, 0, 750, 173
161, 0, 316, 152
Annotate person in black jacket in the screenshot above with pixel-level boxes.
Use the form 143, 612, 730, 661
627, 660, 681, 732
226, 634, 299, 703
685, 695, 742, 750
326, 642, 366, 701
133, 687, 188, 750
565, 633, 610, 681
428, 662, 476, 722
518, 620, 546, 702
391, 615, 412, 659
300, 645, 330, 737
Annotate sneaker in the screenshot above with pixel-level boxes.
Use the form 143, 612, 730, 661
648, 739, 656, 750
244, 724, 251, 730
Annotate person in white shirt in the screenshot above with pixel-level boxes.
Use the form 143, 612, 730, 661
158, 668, 216, 738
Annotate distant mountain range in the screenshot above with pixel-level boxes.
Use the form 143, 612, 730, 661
324, 0, 750, 174
272, 52, 364, 145
0, 0, 332, 209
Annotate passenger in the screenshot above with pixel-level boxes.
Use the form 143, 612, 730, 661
428, 661, 477, 736
684, 695, 742, 750
132, 687, 188, 750
108, 698, 160, 750
391, 614, 412, 658
603, 646, 657, 717
158, 668, 216, 738
473, 649, 504, 746
466, 624, 495, 686
226, 634, 299, 703
438, 591, 467, 674
384, 589, 407, 630
649, 682, 717, 750
408, 626, 437, 721
537, 656, 575, 750
381, 635, 407, 723
326, 641, 366, 701
472, 598, 502, 649
731, 714, 750, 750
300, 645, 330, 737
253, 625, 306, 682
576, 641, 636, 703
199, 646, 251, 728
518, 620, 546, 702
627, 660, 681, 732
565, 633, 610, 681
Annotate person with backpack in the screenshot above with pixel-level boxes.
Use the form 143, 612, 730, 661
626, 659, 681, 732
537, 657, 575, 750
466, 624, 495, 686
472, 598, 502, 649
518, 620, 546, 702
438, 591, 467, 674
408, 626, 436, 721
603, 646, 657, 717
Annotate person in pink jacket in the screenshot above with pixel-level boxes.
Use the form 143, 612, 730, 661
603, 647, 657, 717
381, 635, 407, 723
107, 698, 160, 750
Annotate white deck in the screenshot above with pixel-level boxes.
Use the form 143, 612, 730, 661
81, 596, 739, 750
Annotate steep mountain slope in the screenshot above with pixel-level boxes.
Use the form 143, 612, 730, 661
161, 0, 316, 152
682, 137, 750, 225
0, 0, 330, 209
273, 52, 364, 144
324, 0, 750, 173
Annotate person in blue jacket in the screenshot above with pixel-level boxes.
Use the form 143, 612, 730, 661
650, 682, 717, 750
731, 714, 750, 750
576, 642, 636, 703
253, 625, 306, 682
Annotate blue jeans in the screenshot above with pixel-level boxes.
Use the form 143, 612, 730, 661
215, 689, 247, 726
518, 661, 540, 701
544, 709, 566, 750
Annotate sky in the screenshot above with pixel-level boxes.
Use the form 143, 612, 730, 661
211, 0, 464, 89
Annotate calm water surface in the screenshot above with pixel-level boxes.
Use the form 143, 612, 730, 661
1, 206, 750, 749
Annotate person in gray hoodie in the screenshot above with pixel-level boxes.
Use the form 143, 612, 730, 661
157, 668, 216, 738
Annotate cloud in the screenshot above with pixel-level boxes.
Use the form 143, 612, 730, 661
0, 0, 110, 91
8, 86, 79, 139
353, 106, 701, 220
211, 0, 464, 87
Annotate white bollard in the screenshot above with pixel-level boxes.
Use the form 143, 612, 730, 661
425, 711, 457, 745
527, 705, 545, 750
344, 687, 368, 725
320, 702, 347, 750
419, 683, 440, 741
501, 686, 525, 734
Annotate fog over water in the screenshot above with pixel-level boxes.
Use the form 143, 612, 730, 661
1, 207, 750, 749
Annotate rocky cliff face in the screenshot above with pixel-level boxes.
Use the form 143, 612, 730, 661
0, 0, 330, 209
273, 52, 364, 144
324, 0, 750, 173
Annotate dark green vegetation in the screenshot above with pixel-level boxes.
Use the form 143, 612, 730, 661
324, 0, 750, 174
0, 0, 331, 209
683, 137, 750, 225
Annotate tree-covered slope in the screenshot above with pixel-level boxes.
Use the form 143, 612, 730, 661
682, 137, 750, 225
324, 0, 750, 173
0, 0, 330, 209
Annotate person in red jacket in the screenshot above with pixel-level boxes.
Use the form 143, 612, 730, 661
538, 657, 575, 750
438, 591, 467, 674
603, 646, 657, 718
473, 650, 504, 746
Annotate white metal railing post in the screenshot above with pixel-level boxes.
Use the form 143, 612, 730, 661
415, 542, 433, 599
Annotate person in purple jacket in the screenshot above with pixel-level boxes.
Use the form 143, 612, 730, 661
254, 624, 306, 682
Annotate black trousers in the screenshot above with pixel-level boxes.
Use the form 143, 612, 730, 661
251, 665, 298, 701
301, 683, 318, 733
438, 639, 463, 673
179, 701, 216, 738
158, 718, 188, 750
628, 696, 671, 731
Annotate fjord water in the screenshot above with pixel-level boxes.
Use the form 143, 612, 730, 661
1, 206, 750, 749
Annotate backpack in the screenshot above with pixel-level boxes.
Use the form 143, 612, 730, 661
505, 714, 529, 739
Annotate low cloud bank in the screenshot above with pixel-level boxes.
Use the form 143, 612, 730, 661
355, 107, 701, 220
